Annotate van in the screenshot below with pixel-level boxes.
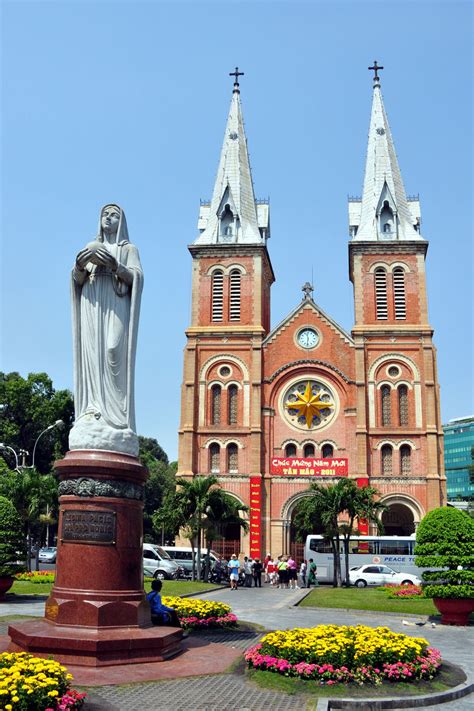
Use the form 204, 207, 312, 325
143, 543, 181, 580
162, 546, 219, 576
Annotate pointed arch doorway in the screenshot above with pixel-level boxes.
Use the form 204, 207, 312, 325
282, 492, 324, 562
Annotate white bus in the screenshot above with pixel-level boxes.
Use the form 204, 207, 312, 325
304, 534, 423, 583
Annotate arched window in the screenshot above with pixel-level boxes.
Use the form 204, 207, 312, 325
285, 443, 297, 457
398, 385, 408, 426
211, 384, 221, 425
393, 267, 406, 320
374, 268, 388, 319
211, 270, 224, 321
381, 444, 393, 475
400, 445, 411, 475
228, 384, 238, 425
381, 385, 391, 426
229, 269, 241, 321
321, 443, 334, 458
209, 443, 220, 473
227, 443, 238, 473
303, 443, 315, 458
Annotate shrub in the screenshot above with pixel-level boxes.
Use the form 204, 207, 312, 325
0, 496, 26, 577
414, 507, 474, 599
245, 625, 441, 685
15, 571, 55, 583
0, 652, 86, 709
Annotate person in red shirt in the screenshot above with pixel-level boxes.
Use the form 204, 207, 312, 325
264, 553, 272, 583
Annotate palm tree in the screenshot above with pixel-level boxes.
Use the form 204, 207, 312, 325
292, 479, 386, 587
202, 490, 249, 579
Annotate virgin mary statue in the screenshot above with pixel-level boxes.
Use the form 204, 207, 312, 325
69, 204, 144, 456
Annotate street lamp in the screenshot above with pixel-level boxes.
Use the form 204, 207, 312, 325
31, 420, 64, 469
0, 444, 20, 471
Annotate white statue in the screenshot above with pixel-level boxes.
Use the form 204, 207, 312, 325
69, 204, 144, 456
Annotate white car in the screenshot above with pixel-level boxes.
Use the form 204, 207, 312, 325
38, 547, 57, 564
349, 564, 421, 588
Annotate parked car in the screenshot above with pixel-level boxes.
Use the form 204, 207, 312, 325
38, 547, 57, 564
161, 546, 219, 578
143, 543, 181, 580
349, 564, 421, 588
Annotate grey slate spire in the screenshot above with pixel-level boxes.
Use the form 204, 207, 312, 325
194, 78, 264, 245
350, 70, 423, 242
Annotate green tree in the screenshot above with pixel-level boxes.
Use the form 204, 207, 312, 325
202, 490, 249, 579
138, 436, 174, 540
138, 436, 169, 466
0, 496, 26, 578
292, 479, 385, 587
0, 467, 58, 570
0, 372, 73, 473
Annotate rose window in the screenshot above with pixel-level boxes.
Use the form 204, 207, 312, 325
282, 380, 336, 430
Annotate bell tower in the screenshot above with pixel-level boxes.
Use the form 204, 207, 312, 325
177, 68, 274, 547
349, 63, 446, 525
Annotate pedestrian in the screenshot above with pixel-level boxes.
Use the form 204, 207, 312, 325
299, 560, 307, 587
267, 557, 276, 585
307, 558, 318, 588
243, 556, 253, 587
277, 556, 289, 589
252, 558, 263, 587
228, 553, 240, 590
273, 556, 281, 587
264, 553, 272, 583
287, 555, 298, 589
147, 580, 181, 627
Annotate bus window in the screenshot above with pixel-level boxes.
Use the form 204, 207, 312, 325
309, 539, 333, 554
351, 540, 378, 554
379, 540, 413, 555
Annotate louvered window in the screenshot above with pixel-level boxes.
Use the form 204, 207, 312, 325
400, 445, 411, 475
398, 385, 408, 426
228, 385, 238, 424
375, 268, 388, 319
381, 445, 393, 475
211, 270, 224, 321
321, 443, 334, 458
303, 443, 315, 458
229, 270, 241, 321
393, 268, 406, 320
285, 443, 297, 457
210, 443, 220, 473
227, 443, 238, 473
381, 385, 391, 426
211, 385, 221, 425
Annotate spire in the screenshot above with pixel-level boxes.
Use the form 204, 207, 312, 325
195, 70, 264, 245
351, 64, 423, 242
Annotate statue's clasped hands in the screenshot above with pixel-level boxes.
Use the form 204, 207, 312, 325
76, 245, 118, 272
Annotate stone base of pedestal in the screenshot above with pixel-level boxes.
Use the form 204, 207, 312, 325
8, 619, 183, 667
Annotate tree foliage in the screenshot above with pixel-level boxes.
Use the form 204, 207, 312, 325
0, 495, 26, 577
292, 479, 385, 587
138, 436, 175, 540
0, 372, 73, 473
414, 506, 474, 599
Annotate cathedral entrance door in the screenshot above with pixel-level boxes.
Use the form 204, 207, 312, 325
381, 503, 415, 535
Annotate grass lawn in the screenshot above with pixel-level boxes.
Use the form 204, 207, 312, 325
299, 586, 437, 616
10, 579, 220, 598
247, 666, 456, 699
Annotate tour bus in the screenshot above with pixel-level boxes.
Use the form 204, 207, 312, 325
304, 534, 422, 583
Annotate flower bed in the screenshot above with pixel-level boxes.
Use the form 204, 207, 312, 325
162, 595, 237, 631
381, 584, 423, 598
0, 652, 86, 709
15, 571, 55, 584
245, 625, 441, 685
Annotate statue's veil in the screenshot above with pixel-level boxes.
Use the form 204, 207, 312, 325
97, 204, 130, 245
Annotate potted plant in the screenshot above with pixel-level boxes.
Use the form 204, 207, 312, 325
0, 495, 26, 599
414, 506, 474, 625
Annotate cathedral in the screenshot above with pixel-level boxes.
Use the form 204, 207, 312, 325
177, 66, 446, 559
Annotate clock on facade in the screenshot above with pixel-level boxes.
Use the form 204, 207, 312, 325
297, 328, 319, 349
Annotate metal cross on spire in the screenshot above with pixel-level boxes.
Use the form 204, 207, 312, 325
368, 60, 384, 84
229, 66, 244, 93
302, 282, 314, 300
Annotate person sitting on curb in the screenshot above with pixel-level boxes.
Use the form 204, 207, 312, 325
147, 579, 181, 627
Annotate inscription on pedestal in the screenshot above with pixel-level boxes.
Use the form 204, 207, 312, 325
61, 510, 116, 544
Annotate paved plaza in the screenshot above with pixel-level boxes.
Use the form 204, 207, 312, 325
0, 587, 472, 710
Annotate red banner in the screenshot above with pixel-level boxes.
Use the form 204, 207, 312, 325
356, 478, 369, 535
270, 457, 348, 477
249, 477, 262, 559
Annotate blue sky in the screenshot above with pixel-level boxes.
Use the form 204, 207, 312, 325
1, 0, 472, 461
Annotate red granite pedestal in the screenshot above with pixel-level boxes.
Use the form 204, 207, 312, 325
8, 450, 183, 666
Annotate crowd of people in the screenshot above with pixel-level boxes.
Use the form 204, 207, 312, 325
212, 553, 319, 589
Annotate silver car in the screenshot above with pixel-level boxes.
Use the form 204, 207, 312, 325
38, 547, 57, 564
